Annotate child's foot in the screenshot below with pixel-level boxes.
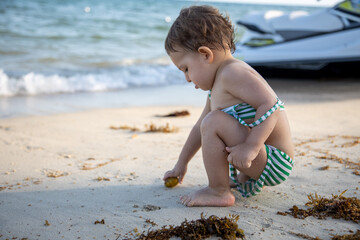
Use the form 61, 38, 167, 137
180, 187, 235, 207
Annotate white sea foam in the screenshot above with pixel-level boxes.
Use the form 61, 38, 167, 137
0, 64, 183, 97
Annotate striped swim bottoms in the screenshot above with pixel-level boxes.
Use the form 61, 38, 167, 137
230, 144, 294, 198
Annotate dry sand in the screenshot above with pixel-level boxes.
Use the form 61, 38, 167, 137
0, 80, 359, 240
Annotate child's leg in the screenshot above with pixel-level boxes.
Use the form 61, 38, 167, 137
180, 110, 267, 207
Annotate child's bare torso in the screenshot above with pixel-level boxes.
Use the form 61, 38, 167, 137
208, 60, 294, 158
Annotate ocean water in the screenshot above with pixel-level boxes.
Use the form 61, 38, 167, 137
0, 0, 320, 117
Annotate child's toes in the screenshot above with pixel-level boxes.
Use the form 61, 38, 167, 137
180, 195, 190, 205
185, 199, 195, 207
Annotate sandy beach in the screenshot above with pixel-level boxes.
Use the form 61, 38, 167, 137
0, 79, 360, 240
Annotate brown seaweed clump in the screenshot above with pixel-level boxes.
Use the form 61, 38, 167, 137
278, 190, 360, 223
289, 231, 321, 240
110, 125, 140, 131
331, 230, 360, 240
131, 213, 245, 240
145, 123, 179, 133
94, 219, 105, 224
110, 123, 179, 133
157, 110, 190, 117
289, 230, 360, 240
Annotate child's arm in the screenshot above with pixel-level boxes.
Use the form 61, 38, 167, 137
226, 105, 280, 168
223, 66, 280, 168
163, 98, 211, 183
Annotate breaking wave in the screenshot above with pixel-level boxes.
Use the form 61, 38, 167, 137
0, 64, 183, 97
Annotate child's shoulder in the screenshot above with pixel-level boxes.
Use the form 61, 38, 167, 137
220, 59, 259, 84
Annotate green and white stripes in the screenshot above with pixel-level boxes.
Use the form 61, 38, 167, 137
223, 103, 257, 120
222, 98, 284, 128
221, 97, 294, 198
229, 145, 294, 198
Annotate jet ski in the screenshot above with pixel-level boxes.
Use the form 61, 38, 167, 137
233, 0, 360, 78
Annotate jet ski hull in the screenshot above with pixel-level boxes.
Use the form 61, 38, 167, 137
252, 60, 360, 78
234, 27, 360, 78
234, 1, 360, 78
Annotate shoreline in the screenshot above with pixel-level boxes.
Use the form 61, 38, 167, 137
1, 78, 360, 119
1, 80, 360, 240
0, 84, 206, 119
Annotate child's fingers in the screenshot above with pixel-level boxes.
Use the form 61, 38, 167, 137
178, 175, 185, 184
163, 171, 174, 180
241, 159, 252, 169
163, 170, 182, 181
163, 172, 169, 180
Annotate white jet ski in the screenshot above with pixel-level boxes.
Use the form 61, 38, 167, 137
233, 0, 360, 78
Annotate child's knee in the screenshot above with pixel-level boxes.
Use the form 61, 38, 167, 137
200, 110, 224, 133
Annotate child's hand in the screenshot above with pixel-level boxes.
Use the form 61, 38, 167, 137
163, 163, 187, 184
225, 143, 260, 169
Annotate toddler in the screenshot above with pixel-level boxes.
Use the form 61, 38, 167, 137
163, 5, 294, 207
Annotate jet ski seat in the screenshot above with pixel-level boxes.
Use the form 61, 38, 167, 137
237, 10, 284, 34
271, 9, 344, 40
237, 9, 344, 41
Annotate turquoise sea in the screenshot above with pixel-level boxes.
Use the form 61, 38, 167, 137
0, 0, 321, 117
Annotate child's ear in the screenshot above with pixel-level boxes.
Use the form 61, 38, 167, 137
198, 46, 214, 63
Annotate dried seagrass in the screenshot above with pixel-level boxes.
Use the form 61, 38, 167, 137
158, 110, 190, 117
278, 190, 360, 223
289, 230, 360, 240
133, 213, 245, 240
331, 230, 360, 240
289, 231, 321, 240
145, 122, 179, 133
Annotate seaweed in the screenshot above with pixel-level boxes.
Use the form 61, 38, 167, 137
294, 135, 360, 148
94, 219, 105, 224
144, 123, 179, 133
110, 125, 140, 131
331, 230, 360, 240
128, 213, 245, 240
287, 230, 360, 240
318, 165, 330, 171
278, 190, 360, 223
145, 219, 157, 227
289, 231, 321, 240
110, 122, 179, 133
81, 159, 119, 170
157, 110, 190, 117
339, 138, 360, 148
95, 177, 110, 181
142, 204, 161, 212
45, 170, 70, 178
294, 135, 360, 175
316, 152, 360, 173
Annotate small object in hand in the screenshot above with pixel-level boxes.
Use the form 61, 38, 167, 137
164, 177, 179, 188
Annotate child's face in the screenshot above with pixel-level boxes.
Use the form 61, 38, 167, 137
169, 48, 214, 91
